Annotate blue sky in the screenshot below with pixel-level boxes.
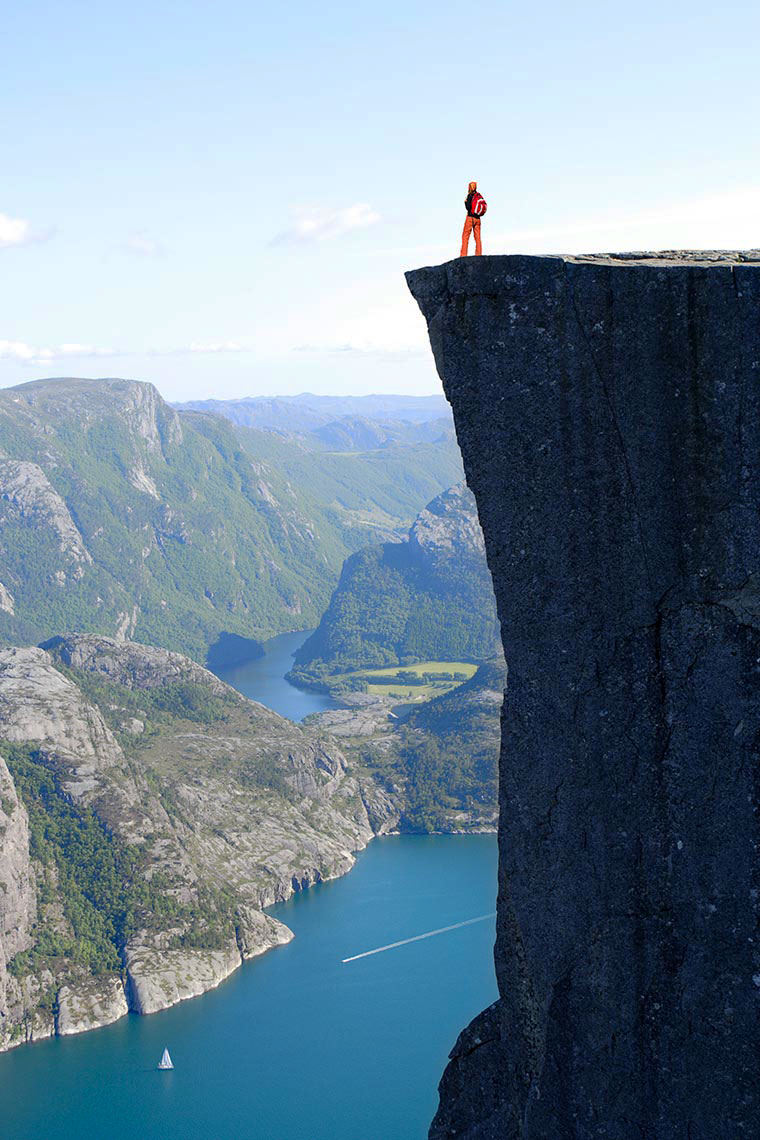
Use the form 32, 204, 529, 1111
2, 0, 760, 400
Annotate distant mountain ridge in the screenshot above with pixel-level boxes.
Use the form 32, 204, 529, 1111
175, 392, 454, 449
176, 391, 451, 428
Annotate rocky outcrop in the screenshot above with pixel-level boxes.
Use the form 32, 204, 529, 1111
56, 976, 128, 1037
0, 459, 91, 566
236, 907, 294, 960
0, 755, 36, 1035
124, 939, 245, 1015
309, 693, 397, 737
0, 634, 399, 1050
0, 583, 15, 616
43, 633, 232, 697
407, 253, 760, 1139
408, 483, 486, 562
0, 645, 150, 840
0, 757, 35, 962
123, 911, 291, 1015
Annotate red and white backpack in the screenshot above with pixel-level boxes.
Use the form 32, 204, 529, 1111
470, 192, 487, 217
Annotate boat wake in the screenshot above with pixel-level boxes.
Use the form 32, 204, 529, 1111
341, 912, 496, 963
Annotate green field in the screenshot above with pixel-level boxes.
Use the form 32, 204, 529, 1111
341, 660, 478, 702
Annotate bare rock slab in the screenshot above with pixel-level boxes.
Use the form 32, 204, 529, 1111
56, 976, 128, 1037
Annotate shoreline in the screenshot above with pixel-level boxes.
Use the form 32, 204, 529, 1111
1, 827, 495, 1055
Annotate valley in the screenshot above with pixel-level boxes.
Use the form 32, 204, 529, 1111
0, 379, 462, 660
325, 660, 479, 702
0, 380, 501, 1060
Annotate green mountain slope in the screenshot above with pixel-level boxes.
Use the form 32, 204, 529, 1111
234, 424, 463, 550
375, 660, 504, 831
290, 483, 500, 683
0, 378, 462, 660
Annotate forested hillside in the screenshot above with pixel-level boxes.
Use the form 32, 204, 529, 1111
290, 484, 500, 684
328, 660, 504, 834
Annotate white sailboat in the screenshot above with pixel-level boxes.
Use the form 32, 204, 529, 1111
157, 1047, 174, 1070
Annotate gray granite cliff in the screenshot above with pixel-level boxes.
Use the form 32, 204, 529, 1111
407, 252, 760, 1139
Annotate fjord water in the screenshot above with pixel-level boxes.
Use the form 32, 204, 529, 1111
211, 629, 337, 721
1, 631, 497, 1137
0, 835, 497, 1140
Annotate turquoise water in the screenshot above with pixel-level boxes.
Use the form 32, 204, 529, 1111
1, 637, 498, 1136
0, 835, 497, 1140
211, 630, 337, 722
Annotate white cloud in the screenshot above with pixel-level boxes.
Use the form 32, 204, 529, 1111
125, 232, 165, 257
0, 339, 250, 367
271, 203, 380, 245
0, 340, 52, 362
0, 212, 55, 249
58, 343, 119, 357
294, 342, 425, 361
0, 213, 31, 248
188, 341, 244, 354
0, 340, 122, 366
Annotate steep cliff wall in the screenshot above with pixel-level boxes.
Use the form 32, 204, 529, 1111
407, 253, 760, 1139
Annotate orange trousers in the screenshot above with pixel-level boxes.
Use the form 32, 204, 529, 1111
460, 216, 482, 256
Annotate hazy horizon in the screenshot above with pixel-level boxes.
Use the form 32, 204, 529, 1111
0, 374, 449, 404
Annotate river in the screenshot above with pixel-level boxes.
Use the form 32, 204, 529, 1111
210, 629, 338, 721
0, 632, 498, 1139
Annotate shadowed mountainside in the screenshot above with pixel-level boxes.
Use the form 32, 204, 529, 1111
408, 252, 760, 1139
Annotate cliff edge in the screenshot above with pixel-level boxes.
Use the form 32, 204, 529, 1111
407, 253, 759, 1139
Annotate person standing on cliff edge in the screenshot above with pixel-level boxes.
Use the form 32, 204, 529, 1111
461, 181, 487, 256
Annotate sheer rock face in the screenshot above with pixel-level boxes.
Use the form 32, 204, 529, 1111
0, 459, 92, 565
407, 253, 760, 1140
0, 756, 36, 1013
